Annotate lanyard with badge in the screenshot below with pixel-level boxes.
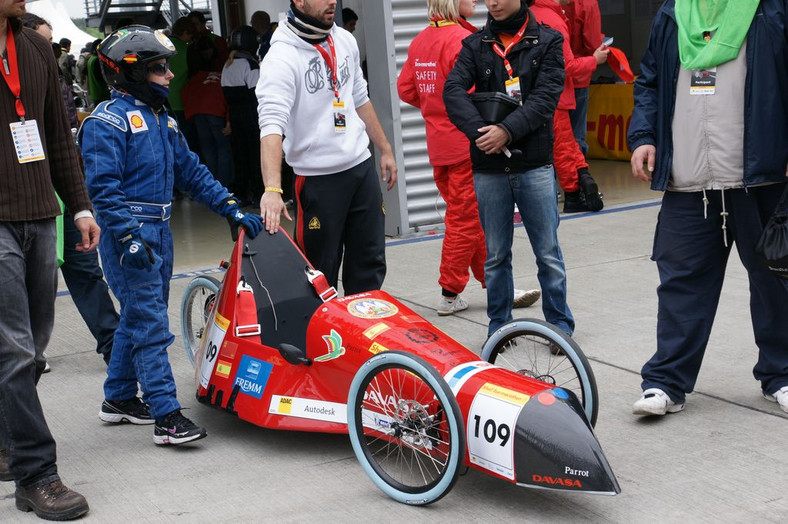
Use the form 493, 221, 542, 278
2, 25, 46, 163
313, 36, 346, 133
492, 15, 529, 104
690, 31, 717, 96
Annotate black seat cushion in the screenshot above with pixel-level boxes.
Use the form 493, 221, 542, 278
239, 231, 323, 352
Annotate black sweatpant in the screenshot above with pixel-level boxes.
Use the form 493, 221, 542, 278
294, 157, 386, 295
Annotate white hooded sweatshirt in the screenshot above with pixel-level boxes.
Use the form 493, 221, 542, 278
256, 22, 371, 176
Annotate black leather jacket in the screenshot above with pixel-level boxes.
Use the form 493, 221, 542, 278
444, 11, 565, 173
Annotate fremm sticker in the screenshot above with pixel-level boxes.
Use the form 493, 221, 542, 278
233, 355, 273, 399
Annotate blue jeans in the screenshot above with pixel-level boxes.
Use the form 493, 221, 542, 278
0, 220, 60, 488
194, 114, 232, 188
61, 210, 119, 362
474, 166, 574, 336
100, 221, 180, 420
569, 87, 589, 157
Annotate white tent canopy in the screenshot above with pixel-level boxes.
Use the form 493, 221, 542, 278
27, 0, 97, 54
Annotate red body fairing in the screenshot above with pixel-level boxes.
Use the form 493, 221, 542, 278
186, 229, 620, 502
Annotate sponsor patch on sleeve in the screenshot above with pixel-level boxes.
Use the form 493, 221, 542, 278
126, 110, 148, 133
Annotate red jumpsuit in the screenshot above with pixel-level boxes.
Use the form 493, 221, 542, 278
397, 18, 485, 294
531, 0, 597, 193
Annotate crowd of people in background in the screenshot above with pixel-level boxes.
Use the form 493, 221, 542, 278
53, 9, 295, 208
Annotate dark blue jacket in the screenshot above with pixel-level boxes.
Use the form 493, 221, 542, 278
627, 0, 788, 191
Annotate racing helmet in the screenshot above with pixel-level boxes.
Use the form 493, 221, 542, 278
229, 25, 259, 55
97, 25, 176, 108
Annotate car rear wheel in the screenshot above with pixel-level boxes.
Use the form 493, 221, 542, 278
180, 276, 221, 367
481, 319, 599, 427
347, 351, 465, 505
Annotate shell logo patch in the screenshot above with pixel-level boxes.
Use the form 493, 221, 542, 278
127, 111, 148, 133
368, 342, 388, 355
308, 217, 321, 230
347, 298, 398, 319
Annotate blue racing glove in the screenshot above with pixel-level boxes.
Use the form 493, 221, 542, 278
119, 232, 155, 270
220, 198, 264, 239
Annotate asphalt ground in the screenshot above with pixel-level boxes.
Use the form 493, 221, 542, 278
2, 198, 786, 523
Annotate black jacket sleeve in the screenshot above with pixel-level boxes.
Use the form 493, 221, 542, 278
443, 39, 487, 142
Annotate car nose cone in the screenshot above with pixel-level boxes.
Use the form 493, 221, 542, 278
514, 388, 621, 495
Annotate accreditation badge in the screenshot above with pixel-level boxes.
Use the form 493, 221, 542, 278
505, 76, 522, 104
333, 100, 347, 133
690, 67, 717, 96
9, 119, 46, 164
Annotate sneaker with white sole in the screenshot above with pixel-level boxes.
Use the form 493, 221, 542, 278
436, 295, 469, 316
763, 386, 788, 414
153, 410, 207, 445
513, 288, 541, 308
100, 398, 154, 425
632, 388, 685, 416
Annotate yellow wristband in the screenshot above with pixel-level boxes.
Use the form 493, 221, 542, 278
265, 187, 284, 194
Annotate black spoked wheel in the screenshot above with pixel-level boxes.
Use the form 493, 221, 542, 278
347, 351, 465, 505
180, 276, 221, 367
481, 319, 599, 426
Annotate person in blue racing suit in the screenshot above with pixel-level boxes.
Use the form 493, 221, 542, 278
80, 25, 264, 446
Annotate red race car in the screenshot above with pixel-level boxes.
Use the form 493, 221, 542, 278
180, 229, 620, 505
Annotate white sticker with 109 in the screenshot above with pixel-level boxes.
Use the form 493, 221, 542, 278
467, 383, 530, 481
199, 313, 229, 389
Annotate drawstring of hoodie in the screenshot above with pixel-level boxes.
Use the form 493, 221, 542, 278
701, 188, 729, 247
720, 188, 729, 247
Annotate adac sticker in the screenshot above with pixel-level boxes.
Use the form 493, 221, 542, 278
233, 355, 273, 399
347, 298, 398, 319
126, 110, 148, 133
314, 329, 345, 362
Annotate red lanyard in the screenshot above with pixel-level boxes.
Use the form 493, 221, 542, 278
492, 15, 529, 79
313, 36, 340, 101
1, 25, 26, 121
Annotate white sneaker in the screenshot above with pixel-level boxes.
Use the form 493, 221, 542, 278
43, 361, 51, 373
513, 288, 541, 308
632, 388, 685, 416
436, 295, 469, 316
763, 386, 788, 414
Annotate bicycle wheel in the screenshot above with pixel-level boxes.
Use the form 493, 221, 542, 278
180, 276, 221, 367
481, 319, 599, 427
347, 351, 465, 505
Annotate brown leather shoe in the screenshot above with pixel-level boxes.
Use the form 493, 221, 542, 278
15, 479, 89, 520
0, 448, 12, 481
